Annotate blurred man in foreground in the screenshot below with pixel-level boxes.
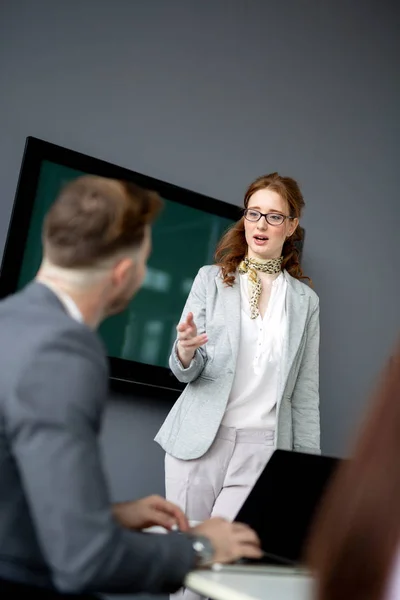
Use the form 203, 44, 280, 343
0, 176, 261, 598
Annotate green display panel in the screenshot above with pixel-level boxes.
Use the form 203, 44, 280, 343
16, 160, 234, 369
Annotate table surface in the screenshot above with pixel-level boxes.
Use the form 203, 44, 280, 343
185, 564, 314, 600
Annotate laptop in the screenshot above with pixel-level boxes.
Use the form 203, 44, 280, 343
233, 449, 341, 567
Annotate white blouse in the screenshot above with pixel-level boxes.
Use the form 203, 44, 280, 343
222, 272, 287, 430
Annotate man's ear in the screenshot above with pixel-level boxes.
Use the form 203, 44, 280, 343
111, 257, 135, 286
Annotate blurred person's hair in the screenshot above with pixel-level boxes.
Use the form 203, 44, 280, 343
41, 175, 162, 286
305, 341, 400, 600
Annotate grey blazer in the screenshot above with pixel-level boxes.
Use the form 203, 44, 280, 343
155, 265, 320, 459
0, 282, 194, 595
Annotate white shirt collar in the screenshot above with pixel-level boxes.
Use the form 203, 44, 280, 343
40, 281, 84, 323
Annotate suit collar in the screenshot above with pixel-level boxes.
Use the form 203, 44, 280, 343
25, 280, 68, 311
283, 270, 306, 295
38, 280, 83, 323
215, 273, 241, 365
280, 274, 308, 390
24, 281, 81, 322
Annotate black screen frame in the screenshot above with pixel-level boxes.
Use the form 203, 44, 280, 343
0, 136, 241, 397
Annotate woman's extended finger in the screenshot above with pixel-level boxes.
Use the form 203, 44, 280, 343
177, 322, 190, 333
186, 312, 195, 326
179, 334, 208, 348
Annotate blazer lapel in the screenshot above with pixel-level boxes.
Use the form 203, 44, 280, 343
215, 273, 241, 365
280, 273, 308, 394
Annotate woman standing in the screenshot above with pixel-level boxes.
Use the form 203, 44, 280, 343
155, 172, 320, 526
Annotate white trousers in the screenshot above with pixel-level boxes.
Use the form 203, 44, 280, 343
165, 425, 275, 600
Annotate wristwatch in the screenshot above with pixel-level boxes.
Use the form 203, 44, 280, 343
188, 534, 215, 568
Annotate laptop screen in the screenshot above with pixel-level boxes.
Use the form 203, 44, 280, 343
234, 449, 341, 564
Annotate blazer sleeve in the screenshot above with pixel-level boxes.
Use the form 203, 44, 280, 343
7, 327, 195, 595
169, 266, 209, 383
291, 299, 321, 454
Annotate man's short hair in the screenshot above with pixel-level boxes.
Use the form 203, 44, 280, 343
42, 175, 163, 268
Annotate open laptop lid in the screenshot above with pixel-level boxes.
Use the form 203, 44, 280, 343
234, 449, 341, 565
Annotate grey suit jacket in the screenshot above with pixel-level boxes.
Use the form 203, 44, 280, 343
155, 265, 320, 459
0, 282, 194, 595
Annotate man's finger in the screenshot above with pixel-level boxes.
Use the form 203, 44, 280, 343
147, 509, 177, 530
149, 497, 189, 531
232, 525, 261, 546
238, 544, 263, 559
168, 505, 189, 531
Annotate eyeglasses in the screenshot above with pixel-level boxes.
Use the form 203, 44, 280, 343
243, 208, 294, 226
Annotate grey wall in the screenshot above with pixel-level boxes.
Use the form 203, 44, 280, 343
0, 0, 399, 596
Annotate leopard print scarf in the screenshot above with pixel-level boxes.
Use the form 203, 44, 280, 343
238, 256, 283, 319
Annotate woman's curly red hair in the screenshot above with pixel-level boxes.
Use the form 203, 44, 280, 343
214, 172, 310, 286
